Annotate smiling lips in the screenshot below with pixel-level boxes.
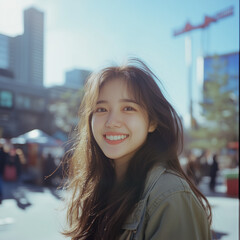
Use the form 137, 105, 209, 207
104, 132, 129, 145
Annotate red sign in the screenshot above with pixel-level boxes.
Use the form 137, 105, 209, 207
173, 6, 234, 36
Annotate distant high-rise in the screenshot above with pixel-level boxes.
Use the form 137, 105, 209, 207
0, 7, 44, 86
11, 35, 23, 82
0, 7, 46, 138
0, 33, 15, 78
65, 69, 91, 89
22, 7, 44, 86
0, 34, 13, 70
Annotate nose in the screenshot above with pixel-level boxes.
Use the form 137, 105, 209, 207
105, 111, 122, 128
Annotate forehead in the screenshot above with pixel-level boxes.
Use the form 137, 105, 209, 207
98, 77, 135, 99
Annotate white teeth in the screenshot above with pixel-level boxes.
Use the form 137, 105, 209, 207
105, 135, 127, 141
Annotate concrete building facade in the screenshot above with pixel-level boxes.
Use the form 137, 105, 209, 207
0, 7, 46, 138
21, 7, 44, 86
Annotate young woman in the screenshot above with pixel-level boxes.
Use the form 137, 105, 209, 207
63, 58, 212, 240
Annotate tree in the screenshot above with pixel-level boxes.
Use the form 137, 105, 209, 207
49, 88, 84, 135
189, 56, 239, 151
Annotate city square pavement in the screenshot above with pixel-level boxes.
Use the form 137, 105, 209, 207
198, 174, 239, 240
0, 181, 66, 240
0, 173, 239, 240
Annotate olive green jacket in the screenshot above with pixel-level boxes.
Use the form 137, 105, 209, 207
119, 165, 212, 240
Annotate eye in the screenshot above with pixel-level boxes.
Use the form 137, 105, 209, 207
123, 106, 135, 111
95, 107, 107, 113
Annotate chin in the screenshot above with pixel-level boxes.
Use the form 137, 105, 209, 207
103, 151, 125, 160
104, 153, 122, 160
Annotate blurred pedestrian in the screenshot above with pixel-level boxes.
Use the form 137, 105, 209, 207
209, 154, 219, 192
198, 150, 211, 177
43, 153, 56, 186
63, 59, 212, 239
4, 148, 19, 182
0, 145, 7, 204
15, 148, 26, 183
186, 152, 201, 185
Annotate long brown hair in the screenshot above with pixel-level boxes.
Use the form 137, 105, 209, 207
63, 58, 212, 239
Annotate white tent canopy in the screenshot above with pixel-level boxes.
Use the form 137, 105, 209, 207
11, 129, 61, 147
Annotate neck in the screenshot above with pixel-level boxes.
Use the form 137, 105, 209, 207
114, 160, 129, 182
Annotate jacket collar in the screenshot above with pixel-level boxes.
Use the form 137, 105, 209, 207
122, 165, 166, 230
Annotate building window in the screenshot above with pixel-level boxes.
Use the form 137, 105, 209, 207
0, 90, 13, 108
15, 94, 45, 112
16, 94, 31, 110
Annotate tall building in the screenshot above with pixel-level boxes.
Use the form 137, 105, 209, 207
22, 7, 44, 86
0, 7, 44, 86
0, 34, 14, 71
65, 69, 91, 89
0, 34, 10, 69
0, 7, 47, 138
11, 35, 23, 83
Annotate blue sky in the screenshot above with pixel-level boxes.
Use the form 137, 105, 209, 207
0, 0, 239, 125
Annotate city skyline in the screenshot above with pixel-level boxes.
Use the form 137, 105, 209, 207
0, 7, 44, 86
0, 0, 239, 123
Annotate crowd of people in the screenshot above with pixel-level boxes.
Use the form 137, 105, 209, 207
0, 142, 63, 204
0, 144, 26, 204
0, 140, 232, 207
185, 150, 220, 192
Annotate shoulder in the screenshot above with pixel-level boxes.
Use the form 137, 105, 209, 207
144, 166, 204, 215
149, 168, 191, 197
143, 165, 191, 199
121, 165, 211, 240
142, 170, 211, 240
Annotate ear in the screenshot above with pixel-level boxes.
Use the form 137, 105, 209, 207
148, 121, 157, 133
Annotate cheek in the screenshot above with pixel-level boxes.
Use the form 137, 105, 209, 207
91, 116, 98, 139
91, 115, 104, 137
138, 120, 150, 136
125, 115, 149, 135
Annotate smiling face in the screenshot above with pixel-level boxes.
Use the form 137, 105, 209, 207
91, 78, 156, 176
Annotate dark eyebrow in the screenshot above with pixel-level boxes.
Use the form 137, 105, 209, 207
96, 99, 139, 105
96, 100, 108, 105
120, 99, 139, 104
